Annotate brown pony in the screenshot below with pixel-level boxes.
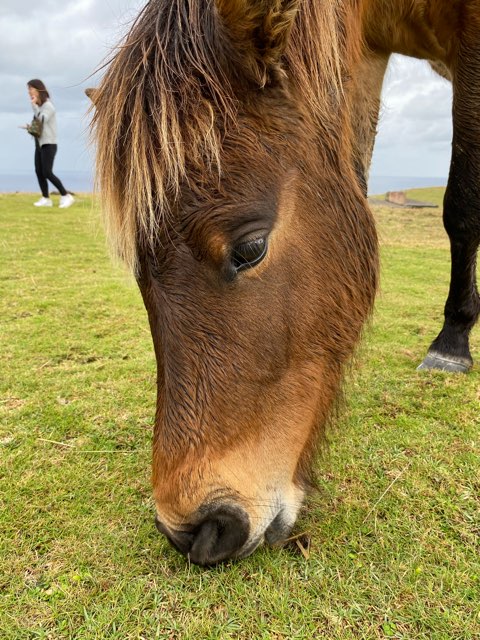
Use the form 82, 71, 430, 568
89, 0, 479, 565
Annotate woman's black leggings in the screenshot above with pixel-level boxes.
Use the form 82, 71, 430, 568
34, 143, 67, 197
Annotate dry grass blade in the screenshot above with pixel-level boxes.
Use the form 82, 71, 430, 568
37, 438, 143, 454
362, 462, 412, 524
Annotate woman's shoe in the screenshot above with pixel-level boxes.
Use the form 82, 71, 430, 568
34, 197, 53, 207
59, 194, 75, 209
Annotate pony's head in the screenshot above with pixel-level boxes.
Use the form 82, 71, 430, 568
91, 0, 377, 565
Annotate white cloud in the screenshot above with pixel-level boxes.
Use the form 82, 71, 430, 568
370, 55, 452, 177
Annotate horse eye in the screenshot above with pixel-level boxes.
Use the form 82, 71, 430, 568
231, 237, 268, 272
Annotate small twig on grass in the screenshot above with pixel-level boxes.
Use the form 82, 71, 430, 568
276, 531, 312, 560
74, 450, 142, 454
362, 462, 412, 524
36, 360, 53, 371
295, 537, 311, 561
281, 531, 310, 544
37, 438, 142, 454
38, 438, 75, 448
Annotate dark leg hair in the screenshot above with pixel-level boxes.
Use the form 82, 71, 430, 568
34, 143, 49, 198
40, 145, 68, 196
420, 26, 480, 372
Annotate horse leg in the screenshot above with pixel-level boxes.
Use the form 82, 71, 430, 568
419, 30, 480, 372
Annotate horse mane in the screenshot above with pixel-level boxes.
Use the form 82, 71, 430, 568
92, 0, 359, 271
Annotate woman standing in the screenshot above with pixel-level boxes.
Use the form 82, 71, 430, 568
26, 79, 74, 208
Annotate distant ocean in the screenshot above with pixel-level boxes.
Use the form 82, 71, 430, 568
0, 172, 446, 195
0, 171, 93, 194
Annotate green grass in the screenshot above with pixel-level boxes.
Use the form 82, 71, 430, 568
371, 186, 446, 208
404, 187, 446, 207
1, 189, 479, 639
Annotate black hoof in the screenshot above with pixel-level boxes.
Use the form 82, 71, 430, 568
417, 351, 472, 373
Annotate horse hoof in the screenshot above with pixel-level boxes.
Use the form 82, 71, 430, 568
417, 351, 472, 373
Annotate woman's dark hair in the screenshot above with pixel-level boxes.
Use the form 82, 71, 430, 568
27, 79, 50, 105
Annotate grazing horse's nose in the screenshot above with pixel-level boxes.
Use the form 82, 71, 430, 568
155, 505, 250, 566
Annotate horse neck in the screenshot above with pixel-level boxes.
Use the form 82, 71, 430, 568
361, 0, 462, 65
345, 0, 464, 190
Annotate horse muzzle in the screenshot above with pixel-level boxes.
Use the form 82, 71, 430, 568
155, 496, 301, 565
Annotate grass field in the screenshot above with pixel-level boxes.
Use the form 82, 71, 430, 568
1, 190, 479, 639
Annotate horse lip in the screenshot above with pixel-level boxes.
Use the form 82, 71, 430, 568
235, 537, 263, 560
264, 509, 293, 546
155, 503, 293, 561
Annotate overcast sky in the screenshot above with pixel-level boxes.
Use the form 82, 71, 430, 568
0, 0, 453, 180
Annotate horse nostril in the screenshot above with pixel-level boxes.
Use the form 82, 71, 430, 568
155, 506, 250, 565
188, 505, 250, 566
155, 515, 195, 555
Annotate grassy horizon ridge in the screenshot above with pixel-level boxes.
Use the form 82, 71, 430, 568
1, 189, 479, 639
